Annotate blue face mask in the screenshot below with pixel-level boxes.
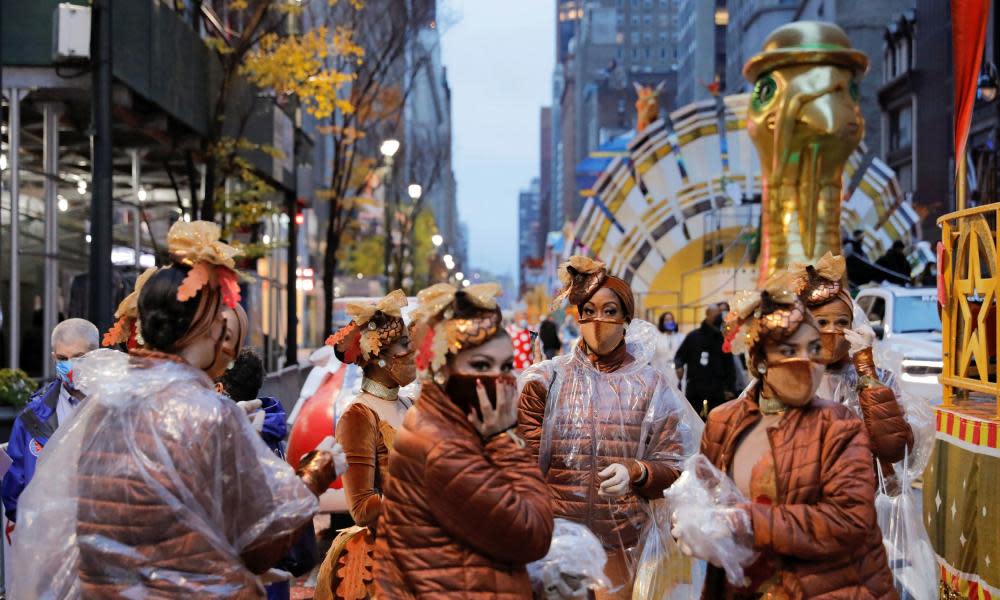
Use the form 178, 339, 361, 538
55, 360, 75, 391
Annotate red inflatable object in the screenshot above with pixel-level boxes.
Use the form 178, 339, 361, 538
286, 365, 347, 490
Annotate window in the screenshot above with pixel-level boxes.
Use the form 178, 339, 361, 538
644, 0, 653, 7
893, 295, 941, 333
889, 104, 913, 151
631, 48, 640, 59
617, 47, 625, 59
644, 15, 652, 26
660, 14, 669, 26
660, 47, 668, 59
631, 0, 640, 7
632, 15, 640, 26
631, 31, 640, 44
617, 14, 624, 26
660, 0, 669, 6
643, 31, 652, 43
865, 297, 886, 327
646, 47, 652, 59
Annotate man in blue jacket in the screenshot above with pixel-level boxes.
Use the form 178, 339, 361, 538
2, 318, 99, 534
218, 348, 313, 600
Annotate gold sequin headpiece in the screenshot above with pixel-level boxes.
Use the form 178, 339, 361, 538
788, 252, 852, 309
551, 255, 608, 309
723, 272, 811, 375
410, 283, 503, 378
325, 290, 409, 365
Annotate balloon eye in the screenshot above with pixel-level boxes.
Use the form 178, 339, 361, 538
849, 80, 860, 101
752, 75, 778, 111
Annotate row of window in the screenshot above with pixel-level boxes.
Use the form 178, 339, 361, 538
616, 13, 673, 27
616, 0, 672, 9
620, 30, 673, 44
616, 46, 676, 61
884, 35, 914, 83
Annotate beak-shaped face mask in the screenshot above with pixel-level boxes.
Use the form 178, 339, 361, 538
761, 358, 821, 408
579, 318, 625, 356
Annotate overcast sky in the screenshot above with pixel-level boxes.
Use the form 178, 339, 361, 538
440, 1, 554, 279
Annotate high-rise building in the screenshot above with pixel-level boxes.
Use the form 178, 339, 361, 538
723, 0, 799, 97
540, 106, 553, 241
551, 0, 680, 227
676, 0, 729, 106
518, 178, 544, 289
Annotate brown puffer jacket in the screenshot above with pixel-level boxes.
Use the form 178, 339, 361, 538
519, 342, 684, 550
75, 353, 317, 598
374, 382, 554, 599
700, 389, 898, 600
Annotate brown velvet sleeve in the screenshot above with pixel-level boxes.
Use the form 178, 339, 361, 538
518, 378, 549, 461
335, 403, 382, 527
855, 381, 914, 466
629, 411, 684, 499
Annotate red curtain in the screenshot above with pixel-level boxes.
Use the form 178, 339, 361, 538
952, 0, 990, 168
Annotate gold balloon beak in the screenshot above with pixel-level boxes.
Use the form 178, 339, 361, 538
795, 88, 860, 139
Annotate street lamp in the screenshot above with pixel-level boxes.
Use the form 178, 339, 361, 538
455, 271, 464, 281
380, 138, 400, 289
380, 139, 400, 158
431, 234, 443, 247
408, 184, 422, 200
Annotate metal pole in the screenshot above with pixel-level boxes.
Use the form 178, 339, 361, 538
285, 191, 298, 366
6, 89, 26, 370
42, 102, 63, 379
382, 155, 394, 290
130, 149, 141, 268
957, 150, 968, 212
89, 0, 114, 333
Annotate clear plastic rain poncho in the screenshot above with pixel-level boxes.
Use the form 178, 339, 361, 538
11, 349, 318, 599
518, 319, 704, 598
814, 304, 937, 600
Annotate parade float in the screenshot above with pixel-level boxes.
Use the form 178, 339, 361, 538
569, 16, 997, 598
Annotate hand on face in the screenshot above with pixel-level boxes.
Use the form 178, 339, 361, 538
467, 375, 518, 438
843, 324, 876, 356
579, 287, 626, 356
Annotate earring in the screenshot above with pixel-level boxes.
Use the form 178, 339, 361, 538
433, 371, 446, 385
757, 363, 767, 374
378, 359, 387, 368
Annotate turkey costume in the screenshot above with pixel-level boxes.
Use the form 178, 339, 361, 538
518, 256, 701, 599
315, 290, 415, 600
374, 283, 554, 599
10, 221, 341, 599
693, 277, 897, 599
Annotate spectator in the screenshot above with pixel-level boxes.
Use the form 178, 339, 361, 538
674, 304, 737, 418
657, 311, 682, 363
917, 263, 937, 287
538, 314, 562, 359
217, 348, 314, 600
875, 240, 911, 285
2, 318, 99, 529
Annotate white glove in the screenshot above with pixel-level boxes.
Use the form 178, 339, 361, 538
236, 399, 263, 416
543, 574, 589, 599
844, 324, 876, 356
315, 435, 348, 477
250, 410, 265, 433
597, 463, 630, 497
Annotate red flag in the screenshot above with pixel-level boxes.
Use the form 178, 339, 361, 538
952, 0, 990, 168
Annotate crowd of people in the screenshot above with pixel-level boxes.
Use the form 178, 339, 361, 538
0, 219, 934, 599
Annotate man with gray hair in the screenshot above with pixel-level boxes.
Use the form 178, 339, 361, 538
2, 318, 99, 534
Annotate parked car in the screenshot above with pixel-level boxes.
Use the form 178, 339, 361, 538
855, 286, 942, 403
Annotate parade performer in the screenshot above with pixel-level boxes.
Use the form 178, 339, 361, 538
685, 277, 896, 598
10, 220, 346, 599
375, 282, 554, 598
787, 252, 936, 597
314, 290, 416, 600
518, 256, 701, 599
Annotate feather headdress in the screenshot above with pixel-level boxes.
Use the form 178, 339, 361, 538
102, 267, 158, 348
551, 256, 608, 309
166, 220, 244, 309
409, 282, 503, 377
326, 290, 409, 365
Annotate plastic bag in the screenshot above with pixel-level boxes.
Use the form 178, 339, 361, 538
875, 452, 937, 600
631, 500, 705, 600
11, 349, 318, 599
528, 519, 611, 598
664, 455, 756, 587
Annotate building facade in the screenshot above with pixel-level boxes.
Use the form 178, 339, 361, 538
518, 178, 543, 291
